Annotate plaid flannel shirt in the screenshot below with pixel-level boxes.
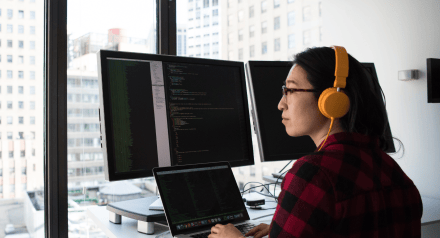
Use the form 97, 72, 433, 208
269, 132, 423, 238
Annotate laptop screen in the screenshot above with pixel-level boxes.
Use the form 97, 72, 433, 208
154, 162, 250, 236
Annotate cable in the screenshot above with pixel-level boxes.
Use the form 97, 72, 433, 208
241, 182, 277, 202
273, 170, 288, 203
277, 159, 294, 174
252, 213, 276, 221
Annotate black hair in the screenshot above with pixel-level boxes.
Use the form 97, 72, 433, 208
291, 46, 404, 157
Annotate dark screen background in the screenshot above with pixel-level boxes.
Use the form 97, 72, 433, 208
107, 59, 159, 173
163, 62, 252, 165
249, 64, 316, 161
157, 167, 246, 224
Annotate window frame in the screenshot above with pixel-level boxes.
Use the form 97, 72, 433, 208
45, 0, 176, 237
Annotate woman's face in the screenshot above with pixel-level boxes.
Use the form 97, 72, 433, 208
278, 64, 329, 141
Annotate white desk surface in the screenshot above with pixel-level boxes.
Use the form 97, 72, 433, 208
87, 195, 439, 238
87, 205, 275, 238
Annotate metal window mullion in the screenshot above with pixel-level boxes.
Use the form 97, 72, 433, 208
45, 0, 68, 237
158, 0, 176, 55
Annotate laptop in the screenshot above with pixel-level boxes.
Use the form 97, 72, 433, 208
153, 161, 261, 238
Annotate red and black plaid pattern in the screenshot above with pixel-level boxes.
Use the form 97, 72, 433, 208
269, 132, 423, 238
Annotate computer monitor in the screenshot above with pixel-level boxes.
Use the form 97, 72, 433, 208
97, 50, 254, 181
245, 61, 396, 162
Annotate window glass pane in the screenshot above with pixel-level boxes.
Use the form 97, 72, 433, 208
176, 0, 325, 195
67, 0, 157, 236
0, 1, 44, 235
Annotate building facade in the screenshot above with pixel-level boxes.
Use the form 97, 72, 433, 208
0, 0, 45, 199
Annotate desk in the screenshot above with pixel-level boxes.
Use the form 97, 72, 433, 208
263, 175, 440, 226
87, 205, 275, 238
87, 195, 440, 238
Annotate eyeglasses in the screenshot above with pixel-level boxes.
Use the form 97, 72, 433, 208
282, 85, 318, 97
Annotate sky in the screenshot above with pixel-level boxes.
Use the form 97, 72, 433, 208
67, 0, 188, 39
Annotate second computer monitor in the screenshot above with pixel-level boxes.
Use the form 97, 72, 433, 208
246, 61, 396, 162
98, 50, 254, 181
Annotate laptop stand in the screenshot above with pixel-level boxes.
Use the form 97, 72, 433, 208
107, 196, 167, 234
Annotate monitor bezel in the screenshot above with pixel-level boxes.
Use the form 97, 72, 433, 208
98, 50, 255, 181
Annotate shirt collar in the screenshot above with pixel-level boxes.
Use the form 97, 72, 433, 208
314, 132, 380, 152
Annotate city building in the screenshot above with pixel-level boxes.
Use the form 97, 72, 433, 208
186, 0, 222, 59
222, 0, 323, 61
0, 0, 45, 199
177, 24, 187, 56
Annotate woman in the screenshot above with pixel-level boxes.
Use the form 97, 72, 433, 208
208, 46, 423, 238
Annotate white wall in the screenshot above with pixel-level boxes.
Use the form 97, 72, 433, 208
322, 0, 440, 235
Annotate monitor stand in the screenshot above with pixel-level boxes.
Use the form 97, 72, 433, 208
107, 196, 167, 234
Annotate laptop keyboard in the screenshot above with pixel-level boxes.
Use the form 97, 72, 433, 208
190, 223, 256, 238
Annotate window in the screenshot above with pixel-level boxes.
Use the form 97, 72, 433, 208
19, 101, 24, 109
18, 10, 24, 19
30, 41, 35, 49
238, 29, 244, 41
7, 9, 13, 19
274, 38, 281, 51
7, 24, 13, 33
238, 48, 243, 60
262, 42, 268, 54
7, 132, 13, 140
228, 14, 234, 26
30, 56, 35, 65
249, 25, 255, 38
30, 26, 35, 34
7, 55, 12, 63
30, 71, 35, 79
7, 101, 13, 109
213, 0, 218, 6
213, 9, 218, 16
30, 11, 35, 19
303, 30, 311, 45
288, 11, 295, 26
228, 33, 234, 44
261, 1, 268, 13
288, 0, 294, 3
7, 116, 13, 124
249, 6, 254, 18
30, 101, 35, 110
303, 6, 311, 22
250, 45, 255, 57
261, 21, 267, 34
22, 167, 26, 175
30, 86, 35, 95
228, 51, 234, 60
18, 132, 24, 140
19, 41, 24, 48
30, 116, 35, 125
19, 56, 24, 64
18, 86, 24, 94
238, 10, 244, 22
274, 16, 280, 30
18, 25, 24, 33
7, 40, 13, 48
319, 2, 322, 17
274, 0, 280, 8
7, 71, 12, 79
203, 0, 209, 8
7, 86, 12, 94
18, 71, 24, 79
288, 33, 295, 48
19, 117, 24, 124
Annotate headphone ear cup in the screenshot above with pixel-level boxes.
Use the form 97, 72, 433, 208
318, 88, 350, 119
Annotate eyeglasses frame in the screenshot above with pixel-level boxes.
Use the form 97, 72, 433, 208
282, 85, 319, 97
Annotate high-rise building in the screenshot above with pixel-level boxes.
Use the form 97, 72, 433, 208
177, 24, 187, 56
222, 0, 323, 61
0, 0, 45, 199
186, 0, 222, 59
67, 29, 149, 191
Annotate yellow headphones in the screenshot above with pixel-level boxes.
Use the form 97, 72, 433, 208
317, 46, 350, 151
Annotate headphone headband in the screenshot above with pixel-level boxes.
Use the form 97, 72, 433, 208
331, 46, 349, 88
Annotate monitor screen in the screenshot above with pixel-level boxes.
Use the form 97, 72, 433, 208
98, 50, 254, 181
246, 61, 395, 162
